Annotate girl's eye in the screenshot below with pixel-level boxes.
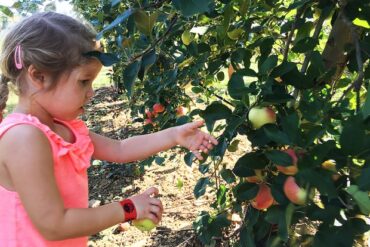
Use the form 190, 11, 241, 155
80, 80, 90, 85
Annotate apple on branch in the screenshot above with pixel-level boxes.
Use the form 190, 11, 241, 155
248, 106, 276, 129
283, 176, 307, 205
153, 103, 165, 113
251, 183, 274, 210
176, 106, 188, 117
245, 169, 266, 183
276, 148, 298, 175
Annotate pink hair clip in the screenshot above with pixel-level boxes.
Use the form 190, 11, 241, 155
14, 44, 23, 70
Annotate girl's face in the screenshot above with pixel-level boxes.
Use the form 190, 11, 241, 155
37, 59, 102, 120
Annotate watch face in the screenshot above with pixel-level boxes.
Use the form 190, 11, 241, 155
123, 201, 135, 213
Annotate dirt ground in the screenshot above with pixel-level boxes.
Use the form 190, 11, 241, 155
83, 87, 213, 247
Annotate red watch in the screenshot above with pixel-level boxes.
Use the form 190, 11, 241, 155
119, 199, 137, 222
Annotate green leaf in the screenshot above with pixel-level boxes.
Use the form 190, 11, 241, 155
200, 102, 232, 131
184, 152, 195, 167
233, 151, 270, 174
138, 50, 157, 80
300, 170, 337, 199
280, 112, 300, 144
172, 0, 212, 17
0, 5, 13, 17
346, 185, 370, 215
155, 156, 165, 165
181, 29, 194, 45
194, 177, 210, 198
358, 166, 370, 190
263, 125, 292, 145
228, 73, 251, 100
83, 51, 119, 66
361, 84, 370, 119
270, 61, 296, 78
259, 55, 278, 75
235, 182, 259, 201
96, 8, 133, 40
123, 61, 141, 97
134, 10, 158, 36
220, 169, 236, 184
227, 28, 244, 40
216, 185, 228, 206
340, 115, 366, 155
353, 18, 370, 29
262, 93, 294, 104
292, 37, 317, 53
265, 150, 293, 166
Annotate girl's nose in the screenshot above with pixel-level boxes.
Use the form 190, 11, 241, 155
86, 87, 95, 99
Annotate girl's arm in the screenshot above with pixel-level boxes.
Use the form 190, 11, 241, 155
90, 121, 218, 163
3, 125, 162, 241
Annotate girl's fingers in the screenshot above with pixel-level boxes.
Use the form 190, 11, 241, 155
192, 150, 203, 160
150, 198, 163, 211
144, 187, 159, 197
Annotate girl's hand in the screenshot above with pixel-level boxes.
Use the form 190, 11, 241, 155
175, 121, 218, 160
129, 187, 163, 224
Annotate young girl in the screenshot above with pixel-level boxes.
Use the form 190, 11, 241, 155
0, 12, 217, 246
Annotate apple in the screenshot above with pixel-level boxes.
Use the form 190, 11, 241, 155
146, 110, 153, 119
321, 159, 340, 181
251, 183, 274, 210
176, 106, 188, 117
248, 106, 276, 129
145, 118, 153, 125
153, 103, 165, 113
228, 64, 235, 79
283, 176, 307, 205
276, 149, 298, 175
321, 159, 336, 172
132, 219, 156, 232
245, 169, 266, 183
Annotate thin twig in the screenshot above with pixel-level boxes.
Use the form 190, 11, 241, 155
336, 17, 364, 108
283, 6, 306, 61
199, 82, 235, 107
291, 6, 327, 102
144, 0, 172, 10
127, 14, 178, 64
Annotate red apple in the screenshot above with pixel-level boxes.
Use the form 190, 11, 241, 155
176, 106, 188, 117
276, 149, 298, 175
145, 110, 153, 119
283, 176, 307, 205
228, 64, 235, 79
251, 183, 274, 210
245, 169, 266, 183
145, 118, 153, 125
153, 103, 165, 113
248, 106, 276, 129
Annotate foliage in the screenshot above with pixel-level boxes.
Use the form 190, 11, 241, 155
8, 0, 370, 245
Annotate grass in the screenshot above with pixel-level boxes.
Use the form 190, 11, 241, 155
5, 66, 112, 116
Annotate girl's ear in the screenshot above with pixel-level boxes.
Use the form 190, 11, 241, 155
27, 65, 47, 89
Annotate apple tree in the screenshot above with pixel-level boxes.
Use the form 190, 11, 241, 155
73, 0, 370, 246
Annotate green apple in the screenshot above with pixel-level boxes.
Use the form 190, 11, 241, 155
248, 106, 276, 129
132, 219, 156, 231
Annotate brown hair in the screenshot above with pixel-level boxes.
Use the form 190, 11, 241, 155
0, 11, 98, 116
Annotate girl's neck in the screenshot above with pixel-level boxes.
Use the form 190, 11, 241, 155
13, 103, 56, 132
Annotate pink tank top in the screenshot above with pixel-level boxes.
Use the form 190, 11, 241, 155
0, 113, 94, 247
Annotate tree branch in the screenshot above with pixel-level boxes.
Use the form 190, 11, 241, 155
144, 0, 172, 10
336, 17, 364, 110
283, 6, 305, 61
290, 7, 328, 101
127, 13, 178, 64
